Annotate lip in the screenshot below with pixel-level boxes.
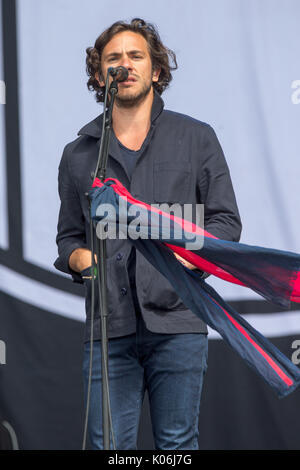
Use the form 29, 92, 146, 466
121, 77, 137, 84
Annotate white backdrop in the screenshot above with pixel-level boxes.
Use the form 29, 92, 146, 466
1, 0, 300, 334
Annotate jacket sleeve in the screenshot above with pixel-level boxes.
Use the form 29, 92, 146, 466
197, 125, 242, 242
54, 145, 87, 283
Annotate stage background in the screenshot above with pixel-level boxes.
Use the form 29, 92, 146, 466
0, 0, 300, 449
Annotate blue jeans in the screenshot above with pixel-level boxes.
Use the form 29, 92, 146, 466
82, 313, 208, 450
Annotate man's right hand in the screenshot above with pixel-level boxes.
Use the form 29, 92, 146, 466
69, 248, 97, 273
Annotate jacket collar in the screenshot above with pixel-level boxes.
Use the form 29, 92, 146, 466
77, 89, 164, 139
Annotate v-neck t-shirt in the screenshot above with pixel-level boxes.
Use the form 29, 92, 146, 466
116, 131, 152, 180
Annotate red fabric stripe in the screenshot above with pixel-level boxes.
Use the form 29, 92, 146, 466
92, 178, 104, 188
291, 271, 300, 300
207, 293, 294, 387
165, 243, 245, 287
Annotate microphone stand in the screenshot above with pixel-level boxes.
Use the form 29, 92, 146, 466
91, 73, 119, 450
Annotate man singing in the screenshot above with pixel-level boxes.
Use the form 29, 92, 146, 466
54, 18, 242, 450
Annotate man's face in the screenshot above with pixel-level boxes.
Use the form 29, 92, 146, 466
99, 31, 160, 107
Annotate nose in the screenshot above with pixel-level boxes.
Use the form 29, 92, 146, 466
119, 54, 133, 71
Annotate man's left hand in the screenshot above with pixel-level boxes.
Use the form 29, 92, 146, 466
173, 252, 197, 270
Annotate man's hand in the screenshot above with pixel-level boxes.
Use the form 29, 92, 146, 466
69, 248, 97, 273
173, 252, 197, 270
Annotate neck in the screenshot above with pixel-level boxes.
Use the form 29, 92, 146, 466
112, 87, 154, 141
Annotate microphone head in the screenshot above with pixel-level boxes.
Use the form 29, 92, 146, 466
108, 66, 129, 82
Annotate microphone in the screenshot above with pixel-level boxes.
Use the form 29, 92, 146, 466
108, 66, 129, 82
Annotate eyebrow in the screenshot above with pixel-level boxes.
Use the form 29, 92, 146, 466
104, 50, 146, 59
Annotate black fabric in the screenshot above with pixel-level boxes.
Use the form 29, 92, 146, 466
0, 422, 13, 450
1, 290, 300, 450
0, 290, 85, 450
54, 91, 242, 340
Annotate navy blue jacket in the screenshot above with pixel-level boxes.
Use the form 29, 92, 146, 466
54, 91, 242, 341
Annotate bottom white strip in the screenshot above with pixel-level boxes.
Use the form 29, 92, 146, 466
1, 265, 300, 339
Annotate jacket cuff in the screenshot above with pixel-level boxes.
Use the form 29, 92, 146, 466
54, 243, 88, 284
205, 224, 241, 243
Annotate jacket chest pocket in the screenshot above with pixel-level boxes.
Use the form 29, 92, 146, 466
153, 161, 192, 204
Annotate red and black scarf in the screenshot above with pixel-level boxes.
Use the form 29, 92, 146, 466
90, 177, 300, 398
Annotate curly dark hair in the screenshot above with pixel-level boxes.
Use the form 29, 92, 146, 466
86, 18, 178, 103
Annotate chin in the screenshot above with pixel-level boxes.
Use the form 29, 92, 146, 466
119, 90, 139, 100
117, 85, 152, 107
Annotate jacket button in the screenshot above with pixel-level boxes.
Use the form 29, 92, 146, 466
116, 253, 123, 261
121, 287, 127, 296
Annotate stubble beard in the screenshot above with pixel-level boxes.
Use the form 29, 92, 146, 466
115, 78, 153, 109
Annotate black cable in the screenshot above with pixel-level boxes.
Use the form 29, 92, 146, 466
81, 202, 95, 450
96, 235, 116, 450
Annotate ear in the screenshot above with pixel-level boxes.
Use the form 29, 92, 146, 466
152, 67, 161, 83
